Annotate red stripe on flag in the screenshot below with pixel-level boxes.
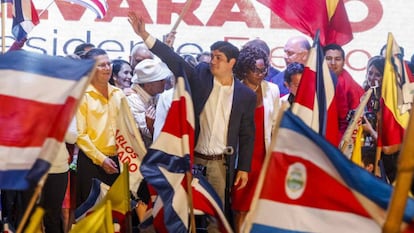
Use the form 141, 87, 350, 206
260, 151, 371, 218
380, 104, 406, 146
0, 95, 77, 147
295, 67, 316, 109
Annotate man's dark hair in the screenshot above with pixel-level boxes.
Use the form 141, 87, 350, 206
74, 43, 95, 57
284, 62, 304, 84
323, 43, 345, 59
83, 48, 107, 60
210, 41, 239, 62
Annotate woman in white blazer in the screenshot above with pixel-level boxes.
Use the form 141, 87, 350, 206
232, 46, 280, 232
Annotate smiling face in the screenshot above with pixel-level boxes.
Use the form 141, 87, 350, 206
366, 64, 382, 88
92, 55, 112, 85
115, 63, 132, 89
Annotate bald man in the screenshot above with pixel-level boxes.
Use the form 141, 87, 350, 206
271, 36, 311, 97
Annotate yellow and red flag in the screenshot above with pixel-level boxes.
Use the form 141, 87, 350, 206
379, 33, 411, 150
257, 0, 353, 46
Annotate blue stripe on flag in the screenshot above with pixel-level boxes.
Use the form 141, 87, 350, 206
75, 178, 103, 219
251, 224, 307, 233
0, 51, 95, 81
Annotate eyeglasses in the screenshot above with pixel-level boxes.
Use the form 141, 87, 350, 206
97, 62, 112, 68
252, 67, 268, 75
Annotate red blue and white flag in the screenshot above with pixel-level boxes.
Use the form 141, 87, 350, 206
291, 34, 340, 146
11, 0, 39, 41
0, 50, 94, 190
244, 111, 414, 232
140, 72, 195, 232
61, 0, 108, 19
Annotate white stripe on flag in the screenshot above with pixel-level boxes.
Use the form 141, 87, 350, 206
0, 70, 89, 103
0, 146, 40, 170
253, 200, 380, 232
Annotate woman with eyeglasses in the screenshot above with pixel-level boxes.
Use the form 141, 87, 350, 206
76, 48, 125, 207
231, 46, 280, 232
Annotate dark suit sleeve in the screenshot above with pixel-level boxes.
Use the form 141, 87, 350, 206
236, 90, 256, 172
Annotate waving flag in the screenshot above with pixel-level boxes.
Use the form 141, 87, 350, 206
11, 0, 39, 41
379, 33, 411, 149
291, 34, 339, 146
192, 173, 233, 233
61, 0, 108, 19
72, 201, 114, 233
140, 73, 195, 232
244, 111, 414, 233
116, 98, 146, 198
0, 50, 94, 190
258, 0, 353, 46
75, 164, 130, 233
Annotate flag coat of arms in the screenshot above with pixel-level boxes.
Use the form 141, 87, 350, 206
257, 0, 353, 46
0, 50, 94, 189
244, 111, 414, 233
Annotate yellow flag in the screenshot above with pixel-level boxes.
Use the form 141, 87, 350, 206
99, 163, 130, 215
24, 207, 44, 233
351, 125, 363, 167
70, 201, 114, 233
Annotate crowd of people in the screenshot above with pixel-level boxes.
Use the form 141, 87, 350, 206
2, 11, 414, 233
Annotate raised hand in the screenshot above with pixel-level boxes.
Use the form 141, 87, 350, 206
128, 11, 150, 40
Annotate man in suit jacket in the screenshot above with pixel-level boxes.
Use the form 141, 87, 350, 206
128, 12, 256, 225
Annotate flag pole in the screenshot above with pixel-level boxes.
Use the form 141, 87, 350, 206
1, 1, 6, 54
16, 173, 48, 233
243, 102, 289, 233
185, 171, 196, 233
382, 96, 414, 233
170, 0, 192, 33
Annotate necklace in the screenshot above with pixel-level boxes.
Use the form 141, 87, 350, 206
253, 85, 259, 92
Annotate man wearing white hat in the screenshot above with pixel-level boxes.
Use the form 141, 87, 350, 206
127, 58, 173, 147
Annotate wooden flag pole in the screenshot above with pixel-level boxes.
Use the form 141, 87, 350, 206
2, 1, 6, 54
185, 171, 197, 233
170, 0, 193, 33
382, 97, 414, 233
243, 102, 289, 233
16, 173, 48, 233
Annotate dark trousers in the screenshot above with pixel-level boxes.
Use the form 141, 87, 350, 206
76, 150, 119, 207
40, 172, 68, 233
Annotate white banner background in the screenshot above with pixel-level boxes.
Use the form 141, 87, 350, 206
1, 0, 413, 85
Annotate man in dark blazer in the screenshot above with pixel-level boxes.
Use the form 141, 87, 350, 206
128, 12, 256, 226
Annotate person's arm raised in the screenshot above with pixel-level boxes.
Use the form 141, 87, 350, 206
128, 12, 149, 41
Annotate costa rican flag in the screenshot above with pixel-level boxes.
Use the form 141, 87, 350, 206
244, 111, 414, 233
140, 73, 195, 232
291, 33, 340, 146
0, 50, 94, 190
11, 0, 39, 41
62, 0, 108, 19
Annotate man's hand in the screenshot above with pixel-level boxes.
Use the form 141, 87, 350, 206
163, 31, 176, 48
128, 12, 150, 40
145, 105, 156, 135
101, 157, 119, 174
233, 170, 248, 190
